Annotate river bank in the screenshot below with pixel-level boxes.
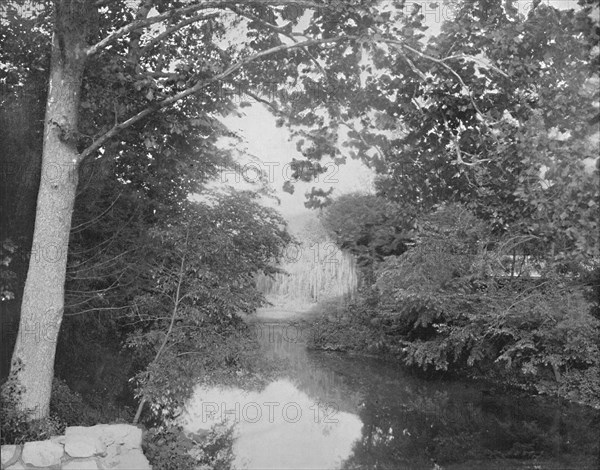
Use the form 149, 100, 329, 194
302, 297, 600, 412
180, 309, 600, 469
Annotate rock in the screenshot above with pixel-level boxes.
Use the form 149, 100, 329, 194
10, 425, 150, 470
51, 435, 66, 445
63, 458, 101, 469
65, 427, 106, 458
4, 461, 26, 470
66, 424, 142, 452
21, 440, 64, 467
1, 445, 19, 467
109, 449, 151, 469
107, 424, 143, 450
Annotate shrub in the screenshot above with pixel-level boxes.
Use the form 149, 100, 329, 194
1, 361, 64, 445
373, 205, 600, 404
143, 425, 199, 470
311, 204, 600, 406
143, 423, 234, 470
49, 378, 104, 426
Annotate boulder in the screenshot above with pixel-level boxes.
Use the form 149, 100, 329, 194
0, 445, 19, 467
109, 448, 151, 469
65, 427, 106, 458
63, 458, 101, 469
50, 435, 66, 445
21, 440, 63, 467
65, 424, 142, 450
4, 461, 26, 470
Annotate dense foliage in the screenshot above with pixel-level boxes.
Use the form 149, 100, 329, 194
126, 191, 289, 417
299, 0, 599, 410
294, 0, 599, 264
313, 204, 600, 406
1, 364, 116, 445
320, 193, 415, 271
1, 363, 63, 445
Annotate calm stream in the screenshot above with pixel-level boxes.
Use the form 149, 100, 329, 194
181, 312, 600, 470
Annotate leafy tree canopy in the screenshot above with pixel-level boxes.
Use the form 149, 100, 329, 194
293, 0, 599, 263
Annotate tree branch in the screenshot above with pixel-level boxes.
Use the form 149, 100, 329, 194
138, 12, 220, 58
70, 192, 122, 233
79, 35, 355, 161
244, 90, 278, 108
133, 227, 190, 424
228, 5, 295, 35
87, 0, 329, 57
230, 4, 326, 77
67, 248, 134, 273
64, 305, 132, 316
442, 54, 509, 78
369, 24, 506, 125
127, 0, 155, 67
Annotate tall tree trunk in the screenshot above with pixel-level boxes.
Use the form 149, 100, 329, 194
10, 1, 89, 419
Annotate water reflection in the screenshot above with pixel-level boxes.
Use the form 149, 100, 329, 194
182, 318, 599, 470
181, 379, 363, 469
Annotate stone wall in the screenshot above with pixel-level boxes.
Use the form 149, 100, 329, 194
1, 424, 151, 469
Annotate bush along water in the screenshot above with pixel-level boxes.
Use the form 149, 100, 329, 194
310, 204, 600, 408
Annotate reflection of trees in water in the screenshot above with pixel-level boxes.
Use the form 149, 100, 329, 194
340, 378, 600, 469
254, 322, 365, 415
254, 322, 599, 468
307, 354, 600, 469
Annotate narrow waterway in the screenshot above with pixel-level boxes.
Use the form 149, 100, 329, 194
181, 310, 600, 470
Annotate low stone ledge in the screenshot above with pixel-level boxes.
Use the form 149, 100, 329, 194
0, 424, 151, 470
62, 458, 101, 469
22, 440, 63, 467
64, 427, 107, 458
0, 445, 19, 468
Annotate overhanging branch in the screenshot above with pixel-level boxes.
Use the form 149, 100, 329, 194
79, 35, 355, 161
87, 0, 329, 57
139, 12, 220, 57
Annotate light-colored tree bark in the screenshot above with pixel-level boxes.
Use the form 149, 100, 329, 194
11, 0, 89, 417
